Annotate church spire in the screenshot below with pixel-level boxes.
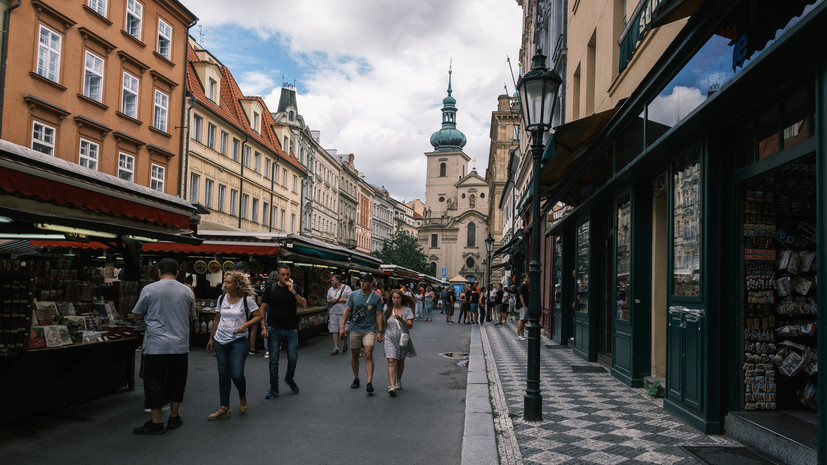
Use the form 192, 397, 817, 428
429, 63, 467, 152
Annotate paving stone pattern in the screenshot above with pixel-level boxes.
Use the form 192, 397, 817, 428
481, 322, 734, 465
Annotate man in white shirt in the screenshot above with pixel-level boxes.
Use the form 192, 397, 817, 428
326, 275, 352, 355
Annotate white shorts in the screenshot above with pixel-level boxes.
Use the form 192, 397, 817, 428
328, 312, 344, 333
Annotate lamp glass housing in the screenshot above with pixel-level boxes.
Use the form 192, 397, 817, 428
517, 49, 562, 132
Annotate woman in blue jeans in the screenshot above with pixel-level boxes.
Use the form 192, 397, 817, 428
206, 271, 262, 420
423, 286, 435, 321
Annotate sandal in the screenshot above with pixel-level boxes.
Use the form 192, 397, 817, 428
239, 397, 247, 414
208, 406, 231, 421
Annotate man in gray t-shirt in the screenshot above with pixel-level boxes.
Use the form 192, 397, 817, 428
326, 274, 352, 355
340, 273, 384, 393
131, 258, 196, 435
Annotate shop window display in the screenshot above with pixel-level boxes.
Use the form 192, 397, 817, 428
575, 221, 590, 313
742, 157, 818, 412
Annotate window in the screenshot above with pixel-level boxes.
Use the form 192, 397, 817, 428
513, 125, 520, 140
280, 209, 285, 230
204, 179, 213, 208
242, 146, 250, 167
125, 0, 143, 40
31, 121, 56, 155
466, 257, 475, 268
150, 164, 165, 191
253, 152, 260, 172
192, 114, 203, 141
467, 222, 476, 247
36, 25, 61, 82
253, 111, 260, 132
292, 175, 297, 192
78, 139, 99, 169
83, 51, 104, 102
219, 131, 228, 155
189, 173, 200, 203
439, 162, 446, 177
153, 90, 168, 131
118, 153, 134, 181
252, 198, 259, 223
291, 213, 296, 233
217, 184, 226, 212
121, 71, 139, 118
206, 123, 216, 149
431, 233, 438, 248
469, 194, 476, 208
264, 159, 271, 178
263, 202, 269, 225
282, 168, 287, 185
230, 189, 238, 215
232, 138, 239, 161
208, 78, 217, 102
157, 19, 171, 59
270, 205, 276, 227
240, 194, 249, 219
273, 164, 279, 183
88, 0, 107, 16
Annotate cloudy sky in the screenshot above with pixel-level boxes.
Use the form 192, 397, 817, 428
178, 0, 524, 201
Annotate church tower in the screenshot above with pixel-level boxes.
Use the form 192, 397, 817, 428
421, 68, 489, 284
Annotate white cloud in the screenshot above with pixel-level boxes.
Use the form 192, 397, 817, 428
647, 86, 707, 127
180, 0, 522, 200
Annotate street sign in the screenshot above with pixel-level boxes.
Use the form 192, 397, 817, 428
441, 267, 446, 279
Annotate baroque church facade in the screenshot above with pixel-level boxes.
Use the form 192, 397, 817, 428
419, 70, 490, 285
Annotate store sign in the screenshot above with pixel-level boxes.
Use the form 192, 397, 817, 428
64, 232, 89, 242
441, 267, 446, 279
618, 0, 673, 72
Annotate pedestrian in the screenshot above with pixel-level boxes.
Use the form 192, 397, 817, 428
414, 286, 425, 319
340, 273, 385, 393
248, 275, 264, 355
444, 286, 455, 324
508, 285, 517, 321
458, 285, 470, 324
326, 274, 352, 355
383, 290, 417, 396
205, 271, 262, 420
516, 274, 529, 340
423, 286, 435, 322
479, 286, 487, 324
470, 286, 480, 324
495, 283, 506, 325
262, 271, 278, 359
131, 257, 196, 435
260, 264, 307, 399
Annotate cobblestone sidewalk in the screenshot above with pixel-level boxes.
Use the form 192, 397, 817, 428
481, 323, 734, 465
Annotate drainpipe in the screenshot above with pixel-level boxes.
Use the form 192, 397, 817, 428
0, 0, 22, 138
237, 133, 248, 229
181, 96, 195, 199
268, 159, 275, 232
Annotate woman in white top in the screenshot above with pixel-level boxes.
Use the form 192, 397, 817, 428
383, 290, 417, 396
206, 271, 261, 420
414, 286, 425, 320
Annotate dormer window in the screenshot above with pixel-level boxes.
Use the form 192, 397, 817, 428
253, 111, 260, 132
208, 77, 217, 102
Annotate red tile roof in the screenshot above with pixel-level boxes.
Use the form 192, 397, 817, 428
186, 43, 305, 174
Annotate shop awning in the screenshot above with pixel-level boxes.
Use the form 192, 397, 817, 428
491, 261, 511, 270
493, 230, 524, 258
142, 241, 279, 256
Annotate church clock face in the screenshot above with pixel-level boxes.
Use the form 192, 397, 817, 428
466, 257, 475, 268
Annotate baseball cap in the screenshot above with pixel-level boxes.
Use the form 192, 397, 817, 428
359, 272, 374, 282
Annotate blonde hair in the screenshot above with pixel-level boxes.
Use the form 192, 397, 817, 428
224, 270, 256, 297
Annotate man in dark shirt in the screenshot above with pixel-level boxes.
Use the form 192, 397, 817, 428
517, 274, 529, 340
470, 287, 481, 324
260, 264, 306, 399
494, 284, 505, 325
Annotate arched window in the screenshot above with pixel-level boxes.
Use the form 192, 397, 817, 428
439, 162, 446, 177
430, 262, 437, 276
288, 110, 294, 122
467, 222, 476, 247
469, 194, 476, 208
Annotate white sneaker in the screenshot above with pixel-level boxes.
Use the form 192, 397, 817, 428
517, 335, 526, 341
264, 352, 270, 359
395, 380, 402, 390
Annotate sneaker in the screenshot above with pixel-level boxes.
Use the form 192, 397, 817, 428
366, 382, 374, 393
264, 352, 270, 359
133, 420, 164, 435
248, 351, 256, 355
265, 390, 279, 399
517, 335, 526, 341
395, 380, 402, 390
286, 380, 299, 394
330, 348, 339, 355
166, 416, 183, 430
350, 378, 360, 389
388, 385, 396, 396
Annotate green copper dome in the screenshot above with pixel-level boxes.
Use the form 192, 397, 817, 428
430, 70, 467, 152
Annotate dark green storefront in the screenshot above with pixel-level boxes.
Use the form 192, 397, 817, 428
539, 1, 824, 463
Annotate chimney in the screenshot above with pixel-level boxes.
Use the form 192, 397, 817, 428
310, 130, 320, 143
348, 153, 354, 164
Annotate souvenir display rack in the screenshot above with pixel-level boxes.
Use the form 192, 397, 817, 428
0, 266, 34, 356
742, 161, 818, 412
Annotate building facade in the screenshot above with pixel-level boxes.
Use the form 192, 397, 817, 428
355, 178, 373, 254
337, 152, 358, 249
371, 185, 394, 252
0, 0, 196, 196
419, 70, 489, 284
185, 38, 304, 232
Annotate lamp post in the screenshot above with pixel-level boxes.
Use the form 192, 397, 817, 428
485, 233, 494, 316
516, 47, 562, 421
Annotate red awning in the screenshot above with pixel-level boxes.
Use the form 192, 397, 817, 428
30, 240, 112, 250
142, 241, 279, 256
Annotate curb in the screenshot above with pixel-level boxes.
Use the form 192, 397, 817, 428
460, 325, 498, 465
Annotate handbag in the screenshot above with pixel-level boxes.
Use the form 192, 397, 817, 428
399, 332, 410, 348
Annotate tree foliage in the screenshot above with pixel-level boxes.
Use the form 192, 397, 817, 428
372, 226, 430, 274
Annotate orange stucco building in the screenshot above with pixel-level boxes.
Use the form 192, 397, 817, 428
0, 0, 196, 195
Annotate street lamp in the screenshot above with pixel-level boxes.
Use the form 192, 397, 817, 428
485, 233, 494, 316
516, 47, 562, 421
